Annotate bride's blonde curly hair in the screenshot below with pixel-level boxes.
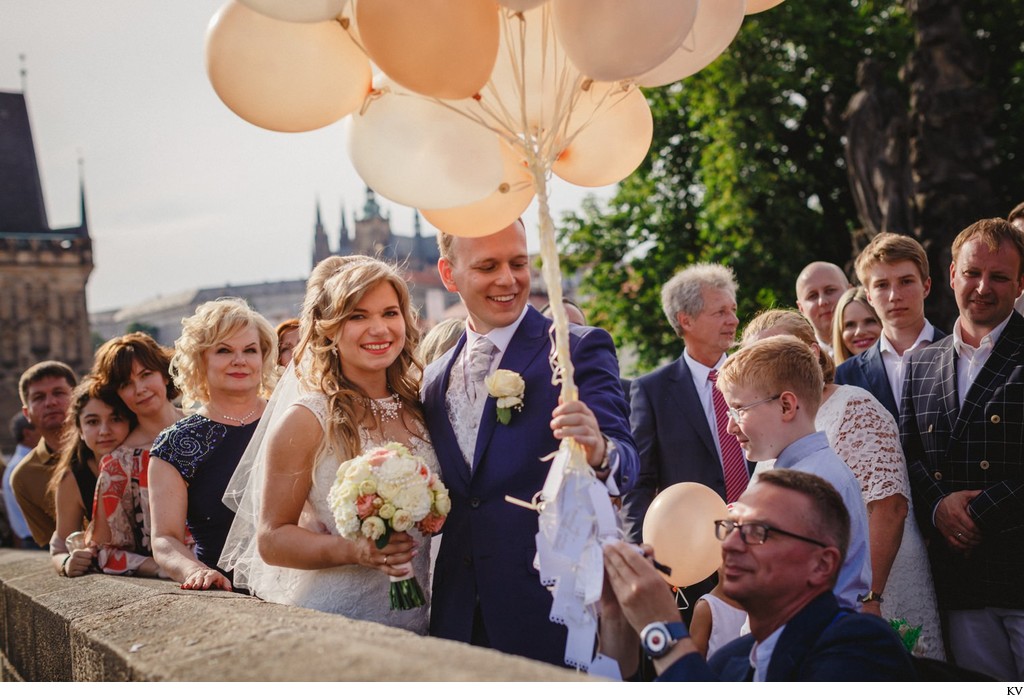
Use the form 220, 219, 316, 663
293, 255, 424, 458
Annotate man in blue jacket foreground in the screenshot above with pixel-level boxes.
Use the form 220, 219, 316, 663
600, 469, 916, 681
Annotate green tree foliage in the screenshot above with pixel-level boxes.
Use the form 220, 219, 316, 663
961, 1, 1024, 213
558, 1, 915, 372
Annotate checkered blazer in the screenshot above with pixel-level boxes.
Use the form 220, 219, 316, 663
899, 311, 1024, 610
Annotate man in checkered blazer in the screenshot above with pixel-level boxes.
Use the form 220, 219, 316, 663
900, 218, 1024, 680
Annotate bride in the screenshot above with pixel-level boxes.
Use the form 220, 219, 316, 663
221, 255, 435, 633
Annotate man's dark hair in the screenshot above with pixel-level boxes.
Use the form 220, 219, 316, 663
9, 413, 32, 443
18, 361, 77, 406
757, 469, 850, 562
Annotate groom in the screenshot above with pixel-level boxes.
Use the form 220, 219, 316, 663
421, 219, 638, 666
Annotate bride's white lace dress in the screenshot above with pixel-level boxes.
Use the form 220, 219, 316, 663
224, 391, 434, 635
757, 384, 944, 659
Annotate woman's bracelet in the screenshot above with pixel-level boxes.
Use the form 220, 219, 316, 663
58, 554, 72, 577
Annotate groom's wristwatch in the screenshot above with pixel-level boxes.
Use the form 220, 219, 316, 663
640, 621, 690, 659
858, 590, 884, 604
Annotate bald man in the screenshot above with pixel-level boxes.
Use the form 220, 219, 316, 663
795, 262, 851, 358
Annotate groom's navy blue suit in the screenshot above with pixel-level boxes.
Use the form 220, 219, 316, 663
421, 306, 638, 666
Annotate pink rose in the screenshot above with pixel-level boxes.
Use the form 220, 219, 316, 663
356, 494, 379, 519
417, 512, 447, 536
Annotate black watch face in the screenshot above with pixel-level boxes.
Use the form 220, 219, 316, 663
644, 624, 670, 656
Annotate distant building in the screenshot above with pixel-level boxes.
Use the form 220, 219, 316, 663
94, 188, 464, 345
0, 90, 93, 450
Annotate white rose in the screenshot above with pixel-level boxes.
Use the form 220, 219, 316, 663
391, 509, 414, 532
377, 480, 399, 501
358, 479, 377, 496
497, 396, 522, 409
393, 486, 432, 520
485, 369, 525, 399
361, 516, 387, 541
378, 502, 397, 521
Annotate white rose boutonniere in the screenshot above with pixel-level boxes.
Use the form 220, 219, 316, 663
485, 369, 525, 425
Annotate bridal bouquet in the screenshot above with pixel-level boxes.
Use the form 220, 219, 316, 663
328, 442, 450, 610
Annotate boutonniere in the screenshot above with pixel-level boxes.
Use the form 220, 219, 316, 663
485, 369, 525, 425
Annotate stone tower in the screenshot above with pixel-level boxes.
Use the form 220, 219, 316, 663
0, 90, 93, 450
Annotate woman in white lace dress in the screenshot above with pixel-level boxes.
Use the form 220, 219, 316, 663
745, 309, 944, 659
220, 256, 434, 634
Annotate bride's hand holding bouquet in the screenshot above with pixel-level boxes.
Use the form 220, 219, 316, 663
329, 442, 450, 609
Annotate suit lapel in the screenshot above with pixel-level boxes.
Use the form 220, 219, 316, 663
953, 313, 1024, 438
471, 308, 548, 475
863, 344, 898, 417
766, 593, 840, 681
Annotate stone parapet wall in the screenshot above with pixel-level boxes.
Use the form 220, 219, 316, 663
0, 550, 583, 682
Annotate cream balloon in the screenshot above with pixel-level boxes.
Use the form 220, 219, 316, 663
238, 0, 347, 23
347, 84, 504, 210
485, 5, 580, 133
552, 0, 699, 82
356, 0, 500, 100
206, 1, 370, 133
498, 0, 549, 11
746, 0, 785, 14
638, 0, 746, 87
421, 140, 535, 238
642, 482, 729, 588
552, 82, 653, 188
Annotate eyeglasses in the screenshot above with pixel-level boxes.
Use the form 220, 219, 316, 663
725, 394, 781, 422
714, 519, 829, 548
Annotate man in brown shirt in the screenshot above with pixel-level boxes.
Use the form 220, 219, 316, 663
10, 361, 76, 547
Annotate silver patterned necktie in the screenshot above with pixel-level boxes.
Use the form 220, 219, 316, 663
466, 335, 496, 404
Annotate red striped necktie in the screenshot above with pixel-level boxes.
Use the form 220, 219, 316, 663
708, 369, 750, 503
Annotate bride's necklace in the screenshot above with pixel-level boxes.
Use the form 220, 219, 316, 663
364, 393, 401, 423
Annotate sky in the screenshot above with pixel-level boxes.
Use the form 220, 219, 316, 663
0, 1, 614, 312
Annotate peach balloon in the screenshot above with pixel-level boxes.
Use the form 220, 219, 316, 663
498, 0, 549, 11
486, 5, 580, 133
347, 83, 504, 209
746, 0, 785, 14
356, 0, 500, 100
206, 1, 370, 133
637, 0, 746, 87
421, 140, 535, 237
552, 82, 653, 188
552, 0, 699, 82
238, 0, 347, 23
642, 482, 729, 588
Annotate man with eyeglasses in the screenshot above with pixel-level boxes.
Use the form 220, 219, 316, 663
715, 335, 872, 611
599, 469, 916, 681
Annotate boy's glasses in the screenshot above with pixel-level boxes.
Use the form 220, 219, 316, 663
725, 394, 781, 422
714, 519, 829, 548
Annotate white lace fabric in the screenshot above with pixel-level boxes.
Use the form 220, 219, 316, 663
757, 384, 945, 659
220, 366, 436, 634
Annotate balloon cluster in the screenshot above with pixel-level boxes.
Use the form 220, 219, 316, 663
205, 0, 784, 239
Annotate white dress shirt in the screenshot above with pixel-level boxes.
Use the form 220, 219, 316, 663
683, 349, 728, 460
879, 320, 937, 408
952, 312, 1013, 409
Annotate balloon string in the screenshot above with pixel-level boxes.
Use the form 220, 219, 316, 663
529, 154, 576, 405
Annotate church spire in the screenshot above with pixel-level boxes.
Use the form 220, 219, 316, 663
312, 198, 330, 268
78, 156, 89, 237
363, 186, 381, 220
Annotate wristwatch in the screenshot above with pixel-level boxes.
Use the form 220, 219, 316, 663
640, 621, 690, 659
857, 590, 884, 604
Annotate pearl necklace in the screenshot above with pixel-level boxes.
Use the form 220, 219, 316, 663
219, 406, 259, 426
365, 393, 401, 423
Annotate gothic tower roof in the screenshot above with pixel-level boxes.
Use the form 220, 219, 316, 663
0, 91, 49, 233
